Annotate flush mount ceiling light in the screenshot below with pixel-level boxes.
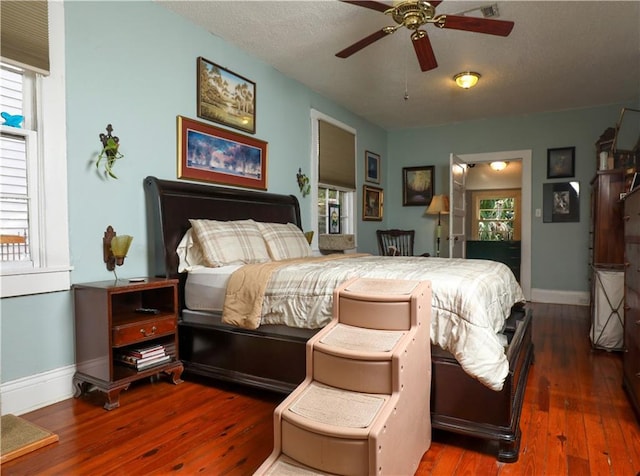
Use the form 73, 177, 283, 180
454, 72, 481, 89
490, 161, 508, 171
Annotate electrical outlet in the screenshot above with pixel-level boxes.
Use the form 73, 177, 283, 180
535, 208, 542, 218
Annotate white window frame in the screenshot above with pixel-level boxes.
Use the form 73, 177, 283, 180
1, 2, 71, 297
310, 109, 357, 250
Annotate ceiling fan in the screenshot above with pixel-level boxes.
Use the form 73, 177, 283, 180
336, 1, 514, 72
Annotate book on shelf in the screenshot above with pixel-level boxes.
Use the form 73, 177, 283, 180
115, 352, 171, 370
136, 354, 171, 370
128, 344, 165, 358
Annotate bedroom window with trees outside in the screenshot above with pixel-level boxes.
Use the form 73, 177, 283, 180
472, 190, 521, 241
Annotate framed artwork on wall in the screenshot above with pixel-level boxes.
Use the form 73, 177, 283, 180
177, 115, 267, 190
363, 185, 383, 221
543, 181, 580, 222
365, 150, 381, 184
402, 165, 434, 206
329, 204, 341, 233
547, 147, 575, 179
197, 57, 256, 134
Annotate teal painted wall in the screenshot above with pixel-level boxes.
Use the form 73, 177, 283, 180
0, 1, 386, 383
386, 103, 636, 291
1, 0, 637, 385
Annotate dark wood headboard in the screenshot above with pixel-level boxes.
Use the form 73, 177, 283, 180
143, 176, 302, 284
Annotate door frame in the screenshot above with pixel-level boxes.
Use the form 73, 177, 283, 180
454, 150, 531, 301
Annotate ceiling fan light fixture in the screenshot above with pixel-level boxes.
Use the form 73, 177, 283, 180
454, 72, 481, 89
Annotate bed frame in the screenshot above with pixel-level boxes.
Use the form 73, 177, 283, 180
144, 176, 534, 462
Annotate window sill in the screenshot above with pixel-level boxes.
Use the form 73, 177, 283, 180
1, 266, 73, 298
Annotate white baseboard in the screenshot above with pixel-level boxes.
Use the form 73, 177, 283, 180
530, 288, 590, 306
1, 364, 76, 416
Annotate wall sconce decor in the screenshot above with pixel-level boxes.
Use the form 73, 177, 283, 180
103, 226, 133, 276
97, 124, 124, 179
296, 168, 310, 197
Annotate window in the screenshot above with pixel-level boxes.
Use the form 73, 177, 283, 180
1, 66, 36, 267
0, 2, 70, 297
317, 187, 354, 235
310, 110, 356, 244
472, 190, 521, 241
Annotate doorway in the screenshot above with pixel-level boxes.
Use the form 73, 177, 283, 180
452, 150, 532, 301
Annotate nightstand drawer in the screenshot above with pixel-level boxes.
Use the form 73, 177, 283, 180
112, 315, 177, 347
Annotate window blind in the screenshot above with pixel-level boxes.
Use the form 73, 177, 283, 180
318, 119, 356, 190
1, 1, 50, 75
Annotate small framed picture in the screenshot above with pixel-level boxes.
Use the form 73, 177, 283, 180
402, 165, 434, 206
547, 147, 575, 179
365, 150, 381, 184
328, 204, 341, 234
543, 181, 580, 223
363, 185, 383, 221
631, 172, 640, 192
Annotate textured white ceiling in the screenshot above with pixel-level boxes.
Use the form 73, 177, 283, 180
159, 1, 640, 130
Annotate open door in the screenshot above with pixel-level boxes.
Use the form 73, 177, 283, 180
449, 153, 466, 258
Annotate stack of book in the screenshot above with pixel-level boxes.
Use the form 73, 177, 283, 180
115, 343, 171, 371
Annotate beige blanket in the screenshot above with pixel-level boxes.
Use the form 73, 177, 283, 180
222, 254, 367, 329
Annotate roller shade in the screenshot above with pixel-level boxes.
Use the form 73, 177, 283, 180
318, 119, 356, 190
1, 1, 50, 75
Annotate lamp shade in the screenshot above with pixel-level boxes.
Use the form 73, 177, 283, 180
425, 195, 450, 215
111, 235, 133, 258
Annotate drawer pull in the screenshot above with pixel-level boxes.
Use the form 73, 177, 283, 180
140, 326, 157, 337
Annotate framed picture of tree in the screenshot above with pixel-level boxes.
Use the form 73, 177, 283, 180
197, 57, 256, 134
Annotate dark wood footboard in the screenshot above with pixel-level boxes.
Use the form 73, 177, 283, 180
430, 308, 533, 462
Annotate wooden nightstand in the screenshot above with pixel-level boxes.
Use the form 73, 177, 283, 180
72, 278, 183, 410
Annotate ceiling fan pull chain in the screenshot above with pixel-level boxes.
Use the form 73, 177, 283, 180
404, 44, 410, 101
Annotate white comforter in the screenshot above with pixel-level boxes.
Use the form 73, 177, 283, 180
256, 255, 525, 391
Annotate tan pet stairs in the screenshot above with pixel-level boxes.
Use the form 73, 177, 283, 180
255, 277, 432, 476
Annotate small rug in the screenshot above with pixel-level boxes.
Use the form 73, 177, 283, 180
1, 414, 58, 464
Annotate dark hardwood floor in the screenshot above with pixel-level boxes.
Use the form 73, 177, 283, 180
2, 303, 639, 475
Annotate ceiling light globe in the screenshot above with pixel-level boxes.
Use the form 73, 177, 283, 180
454, 72, 481, 89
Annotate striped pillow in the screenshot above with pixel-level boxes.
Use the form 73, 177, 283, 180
189, 219, 271, 267
258, 222, 312, 261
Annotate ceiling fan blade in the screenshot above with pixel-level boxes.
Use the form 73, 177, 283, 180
336, 29, 391, 58
440, 15, 514, 36
412, 32, 438, 71
339, 1, 390, 13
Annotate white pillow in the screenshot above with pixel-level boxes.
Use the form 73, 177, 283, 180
257, 222, 312, 261
189, 219, 271, 267
176, 229, 206, 272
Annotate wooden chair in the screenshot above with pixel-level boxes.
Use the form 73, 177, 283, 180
376, 229, 415, 256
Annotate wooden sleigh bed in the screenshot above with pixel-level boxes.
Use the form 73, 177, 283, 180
143, 176, 534, 463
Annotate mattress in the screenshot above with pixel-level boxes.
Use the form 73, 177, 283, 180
184, 265, 240, 312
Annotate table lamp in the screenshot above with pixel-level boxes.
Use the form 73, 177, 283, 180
425, 195, 450, 257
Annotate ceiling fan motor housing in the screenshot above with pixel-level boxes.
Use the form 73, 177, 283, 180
388, 1, 436, 30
